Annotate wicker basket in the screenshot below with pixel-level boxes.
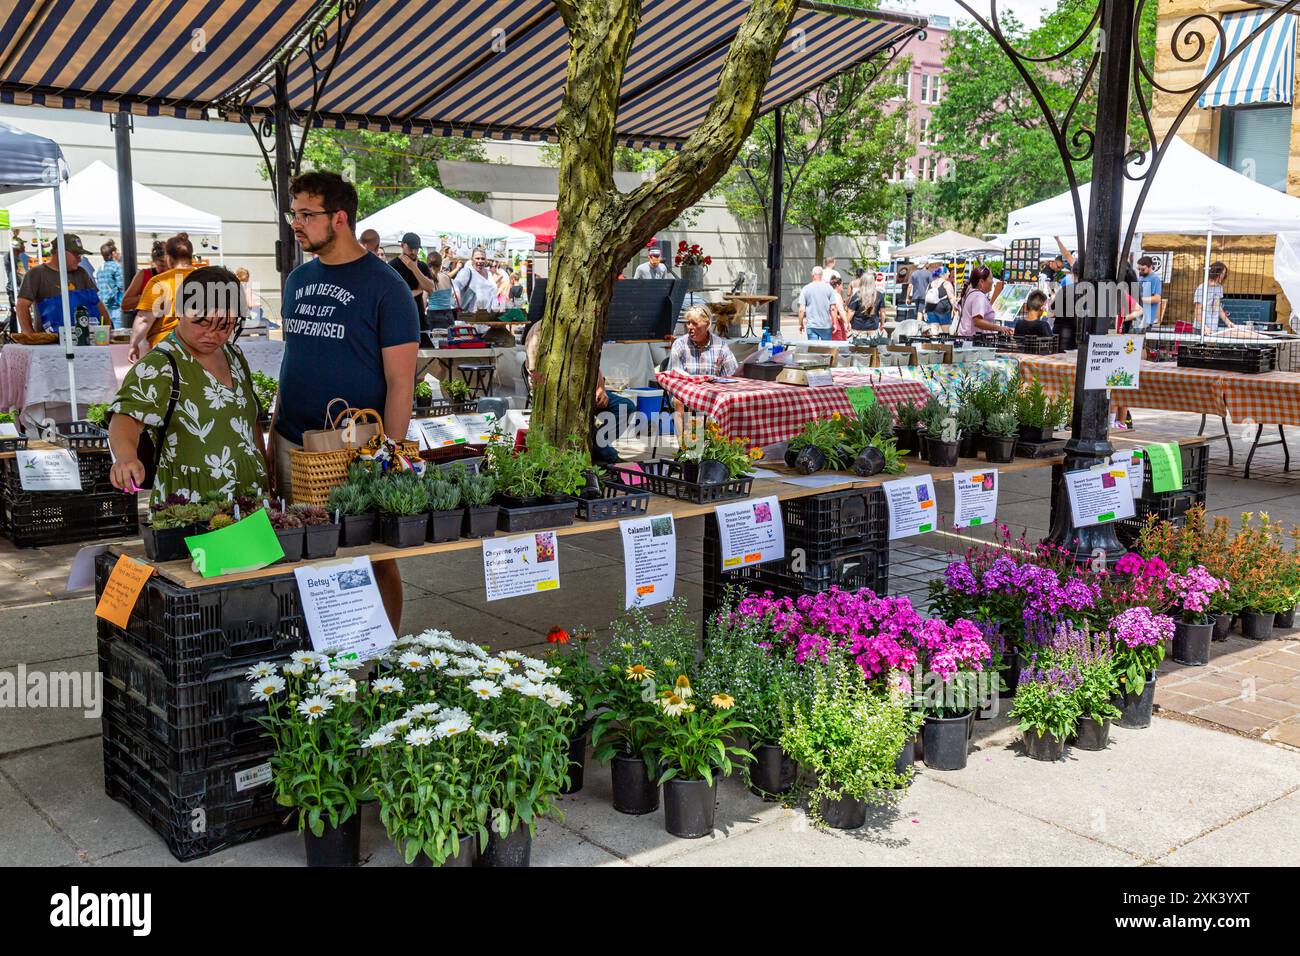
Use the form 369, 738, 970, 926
288, 408, 419, 506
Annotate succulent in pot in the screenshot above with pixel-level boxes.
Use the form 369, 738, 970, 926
982, 410, 1019, 463
458, 470, 499, 539
267, 507, 306, 563
291, 503, 340, 559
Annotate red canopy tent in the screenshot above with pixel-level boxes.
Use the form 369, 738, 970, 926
510, 209, 557, 250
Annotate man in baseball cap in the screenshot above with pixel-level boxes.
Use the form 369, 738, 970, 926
634, 242, 670, 280
16, 233, 109, 336
391, 231, 434, 316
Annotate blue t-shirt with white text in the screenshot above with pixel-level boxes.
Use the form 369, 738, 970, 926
277, 253, 419, 444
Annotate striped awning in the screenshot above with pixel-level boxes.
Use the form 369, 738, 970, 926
0, 1, 922, 146
1197, 8, 1297, 109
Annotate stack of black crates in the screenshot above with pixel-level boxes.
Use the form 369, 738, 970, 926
0, 446, 134, 547
1048, 443, 1210, 549
702, 488, 890, 621
95, 552, 311, 860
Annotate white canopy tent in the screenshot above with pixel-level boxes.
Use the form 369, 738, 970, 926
893, 229, 1002, 260
6, 160, 223, 262
355, 187, 536, 255
0, 120, 81, 418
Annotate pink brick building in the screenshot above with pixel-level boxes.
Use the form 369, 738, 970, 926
895, 13, 951, 182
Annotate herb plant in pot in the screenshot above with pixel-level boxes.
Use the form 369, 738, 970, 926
268, 507, 306, 563
458, 469, 499, 539
784, 415, 852, 474
488, 439, 543, 508
1167, 565, 1227, 665
1109, 606, 1175, 728
249, 657, 366, 867
1014, 379, 1071, 444
955, 404, 983, 458
1009, 650, 1081, 762
919, 397, 960, 468
292, 503, 341, 559
1068, 628, 1122, 751
633, 674, 753, 839
414, 379, 434, 411
917, 619, 992, 771
441, 377, 473, 410
893, 400, 923, 455
328, 480, 375, 548
374, 474, 431, 549
424, 476, 463, 543
982, 410, 1019, 463
779, 659, 913, 829
540, 440, 592, 504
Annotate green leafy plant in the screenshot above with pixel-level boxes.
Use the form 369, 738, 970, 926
894, 399, 923, 430
983, 410, 1019, 438
868, 433, 907, 475
787, 415, 853, 469
955, 403, 983, 434
1009, 660, 1082, 741
699, 598, 804, 746
1071, 629, 1123, 725
86, 403, 109, 426
250, 370, 279, 417
249, 656, 366, 838
855, 399, 895, 442
779, 658, 913, 827
327, 481, 372, 518
486, 439, 544, 498
0, 411, 14, 425
459, 470, 497, 507
425, 477, 462, 513
632, 673, 754, 784
540, 438, 592, 497
415, 380, 434, 401
919, 396, 957, 441
148, 501, 221, 530
676, 418, 760, 477
372, 475, 430, 516
1015, 378, 1071, 429
441, 378, 472, 402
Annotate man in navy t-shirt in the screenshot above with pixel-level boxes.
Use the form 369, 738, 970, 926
271, 171, 419, 629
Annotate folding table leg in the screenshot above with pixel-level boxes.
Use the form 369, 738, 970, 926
1222, 417, 1233, 467
1281, 426, 1290, 472
1197, 414, 1207, 436
1244, 424, 1264, 479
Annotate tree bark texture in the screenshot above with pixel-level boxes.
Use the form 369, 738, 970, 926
533, 0, 799, 446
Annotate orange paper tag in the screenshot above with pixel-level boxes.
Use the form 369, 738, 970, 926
919, 499, 935, 509
744, 552, 763, 563
94, 554, 154, 629
636, 584, 656, 596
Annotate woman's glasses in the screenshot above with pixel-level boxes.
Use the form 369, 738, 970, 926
190, 316, 235, 334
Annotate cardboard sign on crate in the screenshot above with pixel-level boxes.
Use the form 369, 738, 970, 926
95, 554, 154, 628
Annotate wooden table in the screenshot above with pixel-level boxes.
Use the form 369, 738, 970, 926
724, 294, 778, 337
115, 455, 1069, 589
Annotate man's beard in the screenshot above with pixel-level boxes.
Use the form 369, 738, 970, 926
299, 222, 336, 255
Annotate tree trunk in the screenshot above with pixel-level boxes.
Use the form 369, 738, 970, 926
813, 233, 826, 271
533, 0, 800, 446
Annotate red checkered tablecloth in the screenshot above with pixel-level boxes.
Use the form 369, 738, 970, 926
655, 369, 932, 447
1015, 354, 1230, 418
1218, 370, 1300, 426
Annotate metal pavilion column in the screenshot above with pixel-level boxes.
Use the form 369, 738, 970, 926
766, 106, 784, 335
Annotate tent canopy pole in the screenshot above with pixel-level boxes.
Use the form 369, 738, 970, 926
1201, 231, 1213, 340
112, 114, 138, 286
52, 182, 78, 421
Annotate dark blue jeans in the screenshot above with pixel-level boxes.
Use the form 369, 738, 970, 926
593, 392, 635, 463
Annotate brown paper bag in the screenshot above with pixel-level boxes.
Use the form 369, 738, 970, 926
300, 399, 381, 452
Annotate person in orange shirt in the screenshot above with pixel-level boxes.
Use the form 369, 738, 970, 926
128, 233, 196, 360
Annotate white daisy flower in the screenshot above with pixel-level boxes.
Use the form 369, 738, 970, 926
501, 674, 529, 692
250, 675, 286, 701
518, 682, 546, 699
290, 651, 319, 667
383, 718, 412, 733
476, 729, 508, 747
542, 685, 574, 709
468, 679, 501, 700
397, 652, 429, 671
525, 669, 550, 684
445, 664, 478, 678
372, 676, 405, 695
452, 656, 483, 673
283, 662, 307, 678
439, 707, 471, 725
244, 661, 277, 681
480, 660, 510, 678
406, 703, 441, 719
427, 652, 450, 669
499, 650, 526, 663
297, 695, 333, 722
362, 730, 395, 749
433, 715, 472, 738
405, 727, 436, 747
521, 657, 547, 672
318, 670, 351, 687
465, 644, 490, 661
325, 681, 357, 699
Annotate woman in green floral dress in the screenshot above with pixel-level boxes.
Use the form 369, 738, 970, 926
107, 266, 269, 507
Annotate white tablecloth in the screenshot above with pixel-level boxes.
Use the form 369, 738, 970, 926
600, 342, 671, 389
0, 338, 285, 423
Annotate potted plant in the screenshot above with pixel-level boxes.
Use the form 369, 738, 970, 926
292, 503, 341, 559
1067, 628, 1122, 751
1009, 653, 1081, 762
545, 627, 602, 794
458, 469, 499, 538
423, 476, 463, 543
373, 474, 431, 549
677, 418, 759, 484
919, 396, 960, 468
267, 507, 305, 563
328, 481, 376, 548
784, 415, 852, 474
955, 404, 983, 458
982, 410, 1019, 463
917, 618, 992, 771
674, 239, 713, 290
487, 438, 544, 508
1109, 606, 1175, 728
893, 400, 923, 455
251, 370, 278, 426
414, 379, 434, 411
633, 674, 753, 838
1014, 379, 1071, 443
141, 496, 219, 561
540, 440, 592, 503
441, 377, 473, 410
1166, 565, 1227, 665
780, 659, 913, 829
248, 656, 366, 866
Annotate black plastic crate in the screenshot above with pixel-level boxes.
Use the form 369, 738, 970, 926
1000, 335, 1059, 355
52, 420, 110, 450
1, 490, 136, 547
94, 552, 310, 685
0, 449, 115, 503
100, 637, 281, 772
576, 485, 652, 521
102, 721, 288, 862
609, 460, 753, 504
413, 398, 479, 418
496, 499, 579, 532
0, 435, 27, 453
1177, 345, 1275, 374
703, 535, 889, 616
778, 488, 888, 562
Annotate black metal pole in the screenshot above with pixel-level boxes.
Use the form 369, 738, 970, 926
904, 189, 914, 248
111, 114, 137, 285
274, 64, 296, 294
766, 106, 784, 335
1046, 0, 1134, 565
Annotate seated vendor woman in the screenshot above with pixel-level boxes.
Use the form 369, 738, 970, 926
107, 266, 269, 505
1012, 290, 1053, 337
667, 305, 738, 428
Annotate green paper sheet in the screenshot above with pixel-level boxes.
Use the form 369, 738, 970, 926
1145, 443, 1183, 494
844, 386, 877, 420
185, 508, 285, 578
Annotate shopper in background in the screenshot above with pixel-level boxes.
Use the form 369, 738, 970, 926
955, 265, 1005, 336
1194, 261, 1234, 333
97, 240, 125, 328
796, 266, 836, 341
828, 275, 850, 341
120, 240, 167, 335
924, 264, 956, 327
424, 250, 456, 336
15, 234, 110, 336
847, 270, 881, 332
128, 233, 196, 360
360, 228, 386, 261
1013, 290, 1053, 337
452, 246, 497, 314
1136, 255, 1163, 331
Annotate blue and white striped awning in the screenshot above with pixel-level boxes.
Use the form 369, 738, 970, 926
1197, 8, 1297, 109
0, 1, 923, 147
